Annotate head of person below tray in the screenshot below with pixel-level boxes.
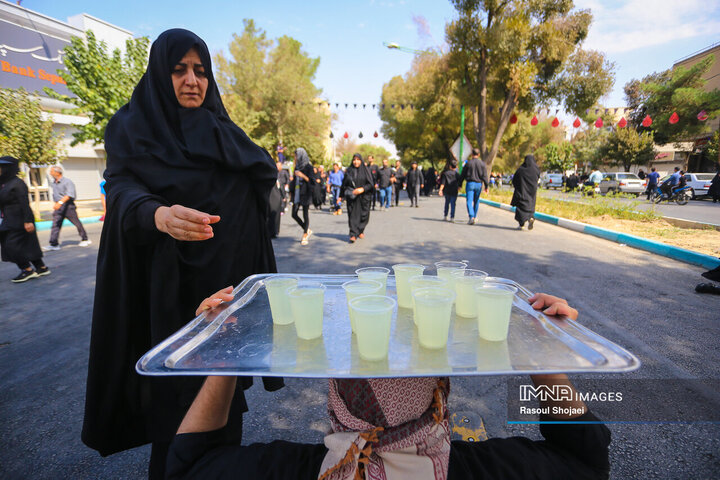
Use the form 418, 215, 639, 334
167, 290, 610, 480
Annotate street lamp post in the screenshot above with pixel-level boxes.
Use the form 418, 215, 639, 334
384, 42, 465, 170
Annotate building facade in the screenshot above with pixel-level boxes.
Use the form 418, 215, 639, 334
1, 0, 133, 200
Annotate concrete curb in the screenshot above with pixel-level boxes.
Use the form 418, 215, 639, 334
36, 215, 103, 232
477, 198, 720, 270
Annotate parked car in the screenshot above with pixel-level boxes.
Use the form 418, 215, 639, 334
683, 173, 715, 199
541, 173, 564, 189
599, 172, 645, 196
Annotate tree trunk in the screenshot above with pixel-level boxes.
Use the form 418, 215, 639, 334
483, 90, 517, 172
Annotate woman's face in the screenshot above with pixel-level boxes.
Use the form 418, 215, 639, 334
172, 48, 208, 108
352, 157, 361, 168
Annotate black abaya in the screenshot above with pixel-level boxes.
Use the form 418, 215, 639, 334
0, 157, 43, 266
83, 29, 283, 459
341, 157, 374, 237
511, 155, 541, 225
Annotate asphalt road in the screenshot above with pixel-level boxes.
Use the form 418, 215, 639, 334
1, 193, 718, 479
537, 187, 720, 225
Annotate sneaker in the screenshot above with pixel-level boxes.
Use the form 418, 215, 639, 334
415, 205, 419, 208
12, 270, 38, 283
306, 229, 313, 239
472, 217, 477, 224
358, 233, 365, 239
35, 266, 51, 276
301, 237, 309, 246
42, 245, 61, 251
467, 219, 473, 225
528, 218, 535, 230
450, 217, 454, 222
443, 216, 448, 221
78, 240, 92, 247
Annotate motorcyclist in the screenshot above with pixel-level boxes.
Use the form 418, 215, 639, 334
660, 167, 681, 198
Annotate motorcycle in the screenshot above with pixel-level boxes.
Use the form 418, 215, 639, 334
649, 184, 691, 205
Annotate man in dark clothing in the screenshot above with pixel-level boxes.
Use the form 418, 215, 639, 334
43, 166, 90, 250
645, 167, 660, 200
405, 161, 424, 207
459, 149, 489, 224
367, 155, 380, 210
565, 172, 580, 192
439, 161, 461, 221
376, 158, 394, 211
392, 160, 405, 206
424, 167, 437, 196
276, 161, 291, 212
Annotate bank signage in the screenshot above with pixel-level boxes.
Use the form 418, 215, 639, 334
0, 19, 73, 97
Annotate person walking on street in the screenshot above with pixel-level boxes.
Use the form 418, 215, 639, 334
392, 160, 405, 206
0, 156, 51, 283
438, 161, 460, 222
423, 166, 437, 196
276, 161, 291, 212
327, 162, 344, 215
292, 148, 315, 245
43, 166, 90, 250
511, 154, 541, 230
367, 155, 379, 211
405, 161, 423, 208
645, 167, 660, 200
376, 158, 394, 211
460, 148, 489, 224
708, 170, 720, 203
341, 153, 373, 243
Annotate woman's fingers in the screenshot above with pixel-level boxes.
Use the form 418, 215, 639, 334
529, 293, 577, 321
195, 286, 234, 315
162, 205, 221, 241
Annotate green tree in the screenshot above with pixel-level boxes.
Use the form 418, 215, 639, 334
598, 127, 655, 172
380, 53, 471, 170
445, 0, 614, 171
215, 20, 331, 163
0, 88, 64, 166
543, 141, 575, 172
624, 55, 720, 144
45, 30, 149, 146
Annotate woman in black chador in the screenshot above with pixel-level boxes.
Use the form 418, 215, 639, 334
511, 154, 541, 230
341, 153, 374, 243
0, 156, 50, 283
82, 29, 283, 478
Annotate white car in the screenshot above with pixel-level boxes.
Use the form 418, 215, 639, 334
542, 173, 564, 189
599, 172, 646, 195
683, 173, 715, 199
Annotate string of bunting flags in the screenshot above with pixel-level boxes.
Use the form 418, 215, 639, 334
315, 101, 712, 138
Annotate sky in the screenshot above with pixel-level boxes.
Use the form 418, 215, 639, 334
18, 0, 720, 156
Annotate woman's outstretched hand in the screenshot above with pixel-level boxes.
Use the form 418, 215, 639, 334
528, 293, 578, 320
195, 286, 234, 315
155, 205, 220, 241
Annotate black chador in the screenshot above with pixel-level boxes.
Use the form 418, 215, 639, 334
341, 154, 374, 239
511, 155, 541, 227
83, 29, 283, 462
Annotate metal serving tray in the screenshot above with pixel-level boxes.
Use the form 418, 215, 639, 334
136, 274, 640, 378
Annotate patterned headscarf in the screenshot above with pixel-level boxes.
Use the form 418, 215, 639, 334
319, 377, 451, 480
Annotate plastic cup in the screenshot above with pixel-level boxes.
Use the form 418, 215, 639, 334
265, 275, 298, 325
342, 280, 383, 333
412, 287, 455, 349
349, 295, 396, 361
288, 282, 326, 340
434, 261, 468, 282
474, 283, 517, 341
451, 269, 489, 318
392, 264, 426, 309
355, 267, 390, 294
408, 275, 449, 325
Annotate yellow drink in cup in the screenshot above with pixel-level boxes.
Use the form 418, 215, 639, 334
288, 282, 326, 340
408, 276, 449, 325
265, 276, 298, 325
342, 280, 383, 333
451, 269, 488, 318
412, 287, 455, 349
392, 264, 426, 309
475, 284, 517, 341
434, 261, 468, 283
355, 267, 390, 294
349, 295, 396, 361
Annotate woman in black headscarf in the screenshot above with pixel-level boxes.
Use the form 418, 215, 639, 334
291, 147, 315, 245
341, 153, 374, 243
0, 156, 50, 283
82, 29, 283, 478
511, 154, 541, 230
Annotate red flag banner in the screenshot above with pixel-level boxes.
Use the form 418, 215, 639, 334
698, 110, 709, 121
669, 112, 679, 124
642, 115, 653, 127
551, 117, 559, 127
618, 117, 627, 128
530, 115, 538, 126
595, 117, 603, 128
510, 114, 518, 124
573, 117, 581, 128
